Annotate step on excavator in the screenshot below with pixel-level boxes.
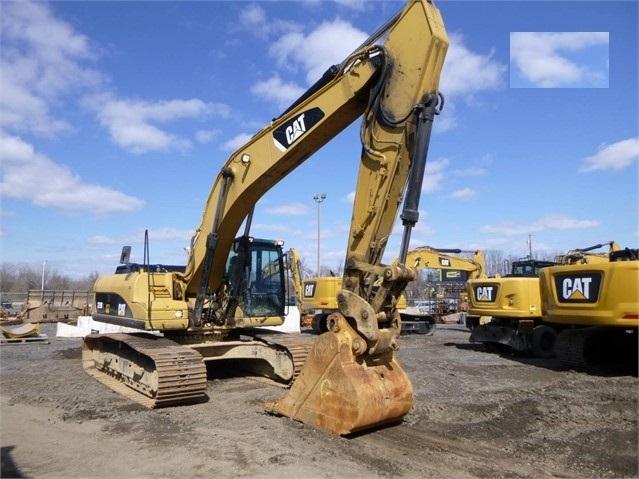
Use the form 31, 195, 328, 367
82, 0, 448, 436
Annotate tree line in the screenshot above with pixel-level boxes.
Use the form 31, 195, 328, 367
2, 249, 556, 297
0, 263, 99, 294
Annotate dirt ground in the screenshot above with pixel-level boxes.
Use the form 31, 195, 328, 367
1, 322, 637, 479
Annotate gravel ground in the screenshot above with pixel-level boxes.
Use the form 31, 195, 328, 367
1, 322, 637, 479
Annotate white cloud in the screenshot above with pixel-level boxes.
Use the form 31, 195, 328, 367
437, 33, 506, 130
222, 133, 254, 151
0, 135, 144, 214
454, 166, 486, 177
480, 214, 599, 236
422, 158, 449, 193
236, 3, 299, 39
87, 227, 191, 249
269, 19, 368, 85
441, 33, 506, 97
511, 32, 609, 87
251, 76, 305, 110
265, 203, 310, 216
449, 187, 477, 200
333, 0, 366, 10
196, 129, 221, 144
579, 138, 639, 172
240, 4, 267, 28
0, 1, 104, 136
90, 95, 230, 154
1, 0, 231, 156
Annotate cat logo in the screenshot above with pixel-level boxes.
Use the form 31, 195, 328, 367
304, 282, 317, 298
475, 285, 498, 302
554, 273, 602, 303
273, 107, 325, 152
439, 257, 452, 267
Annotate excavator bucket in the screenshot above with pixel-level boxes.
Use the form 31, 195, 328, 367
269, 314, 413, 435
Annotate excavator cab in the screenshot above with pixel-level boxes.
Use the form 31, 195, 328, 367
225, 237, 286, 319
510, 260, 556, 277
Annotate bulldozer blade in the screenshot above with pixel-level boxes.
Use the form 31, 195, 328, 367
269, 317, 413, 435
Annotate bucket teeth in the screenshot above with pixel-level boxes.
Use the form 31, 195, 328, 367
269, 317, 412, 436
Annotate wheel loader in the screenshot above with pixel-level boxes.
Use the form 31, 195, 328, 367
82, 0, 449, 436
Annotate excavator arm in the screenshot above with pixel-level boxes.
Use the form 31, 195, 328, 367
554, 241, 620, 265
404, 247, 486, 279
179, 0, 447, 333
285, 248, 305, 310
264, 0, 449, 434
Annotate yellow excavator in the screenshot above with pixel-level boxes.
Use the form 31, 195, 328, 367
539, 247, 638, 370
465, 242, 619, 358
292, 246, 484, 335
399, 246, 485, 311
82, 0, 448, 436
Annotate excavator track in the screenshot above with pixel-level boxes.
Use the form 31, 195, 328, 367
82, 333, 208, 408
254, 333, 316, 381
555, 327, 638, 372
554, 328, 589, 369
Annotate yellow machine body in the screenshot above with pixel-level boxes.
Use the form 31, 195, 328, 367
466, 242, 621, 357
539, 248, 638, 369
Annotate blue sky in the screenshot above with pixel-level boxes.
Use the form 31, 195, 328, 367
1, 0, 637, 280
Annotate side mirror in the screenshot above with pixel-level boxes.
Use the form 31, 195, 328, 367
120, 246, 132, 264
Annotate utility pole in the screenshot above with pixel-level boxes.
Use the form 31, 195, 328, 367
527, 234, 533, 259
313, 193, 326, 276
41, 260, 47, 300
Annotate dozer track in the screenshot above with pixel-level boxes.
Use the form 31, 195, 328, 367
82, 333, 208, 408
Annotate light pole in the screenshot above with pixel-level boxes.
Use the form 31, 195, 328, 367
41, 260, 47, 299
313, 193, 326, 276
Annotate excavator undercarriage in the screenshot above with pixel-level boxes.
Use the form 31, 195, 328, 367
82, 333, 208, 408
83, 330, 317, 407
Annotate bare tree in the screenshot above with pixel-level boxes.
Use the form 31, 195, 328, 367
0, 263, 17, 291
484, 249, 508, 277
72, 272, 100, 291
0, 263, 98, 293
17, 264, 41, 291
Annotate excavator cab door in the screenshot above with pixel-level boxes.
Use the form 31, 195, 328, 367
227, 237, 286, 318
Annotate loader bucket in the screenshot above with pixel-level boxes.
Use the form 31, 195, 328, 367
269, 315, 413, 435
